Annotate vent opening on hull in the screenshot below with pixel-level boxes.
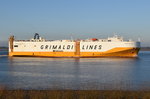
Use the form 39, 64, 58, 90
14, 45, 18, 47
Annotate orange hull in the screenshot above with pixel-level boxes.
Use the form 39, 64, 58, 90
9, 47, 140, 57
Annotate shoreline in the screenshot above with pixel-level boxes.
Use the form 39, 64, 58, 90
140, 47, 150, 51
0, 90, 150, 99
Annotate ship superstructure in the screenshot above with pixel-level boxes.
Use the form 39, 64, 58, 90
9, 33, 140, 57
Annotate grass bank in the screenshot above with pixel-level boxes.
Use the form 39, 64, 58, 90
0, 90, 150, 99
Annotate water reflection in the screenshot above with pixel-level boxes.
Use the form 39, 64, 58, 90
0, 51, 150, 90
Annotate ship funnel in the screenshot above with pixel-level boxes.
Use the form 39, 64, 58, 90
34, 33, 40, 39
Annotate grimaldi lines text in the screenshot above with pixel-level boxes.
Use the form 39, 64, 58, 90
9, 33, 140, 57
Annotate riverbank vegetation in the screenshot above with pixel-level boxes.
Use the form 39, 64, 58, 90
0, 90, 150, 99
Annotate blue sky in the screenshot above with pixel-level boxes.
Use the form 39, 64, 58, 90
0, 0, 150, 46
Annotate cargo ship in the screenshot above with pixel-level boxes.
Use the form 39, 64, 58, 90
9, 33, 140, 57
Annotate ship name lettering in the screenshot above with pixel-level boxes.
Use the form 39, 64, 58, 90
58, 45, 61, 49
45, 45, 49, 49
49, 45, 52, 49
63, 45, 65, 49
94, 45, 97, 49
40, 45, 74, 50
52, 45, 57, 49
82, 45, 85, 50
86, 45, 88, 49
98, 45, 102, 49
41, 45, 44, 49
82, 45, 102, 50
67, 45, 70, 49
89, 45, 93, 49
40, 45, 101, 50
71, 45, 73, 49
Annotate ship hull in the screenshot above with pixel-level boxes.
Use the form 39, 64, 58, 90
9, 47, 140, 58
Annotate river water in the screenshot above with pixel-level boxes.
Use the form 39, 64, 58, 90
0, 50, 150, 90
